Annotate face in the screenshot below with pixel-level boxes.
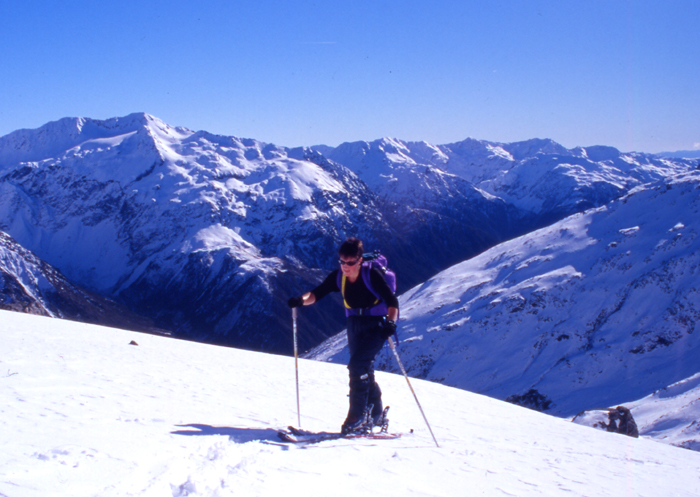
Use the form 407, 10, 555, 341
339, 255, 362, 278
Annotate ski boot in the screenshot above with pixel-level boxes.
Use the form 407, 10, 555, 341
341, 405, 373, 435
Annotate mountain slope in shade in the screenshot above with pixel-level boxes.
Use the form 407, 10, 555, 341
0, 230, 164, 333
309, 171, 700, 424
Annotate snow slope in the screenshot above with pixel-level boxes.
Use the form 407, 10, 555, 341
309, 172, 700, 422
2, 310, 699, 497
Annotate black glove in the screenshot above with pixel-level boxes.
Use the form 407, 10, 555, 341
380, 319, 397, 339
288, 296, 304, 308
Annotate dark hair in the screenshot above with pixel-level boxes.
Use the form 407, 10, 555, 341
339, 237, 363, 259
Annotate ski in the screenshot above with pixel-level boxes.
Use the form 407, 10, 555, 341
277, 427, 401, 445
277, 405, 400, 445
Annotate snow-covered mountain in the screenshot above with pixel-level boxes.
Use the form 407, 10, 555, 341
0, 230, 162, 333
309, 172, 700, 428
2, 310, 699, 496
321, 137, 697, 224
0, 114, 393, 351
1, 113, 696, 353
315, 137, 530, 275
0, 114, 526, 352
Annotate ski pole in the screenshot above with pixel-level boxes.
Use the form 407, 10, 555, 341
388, 336, 439, 447
292, 307, 301, 427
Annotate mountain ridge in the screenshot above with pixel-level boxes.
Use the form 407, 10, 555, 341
1, 113, 697, 353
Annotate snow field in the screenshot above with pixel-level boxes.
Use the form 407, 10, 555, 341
1, 310, 699, 496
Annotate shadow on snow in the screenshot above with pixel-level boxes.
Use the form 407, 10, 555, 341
172, 424, 280, 443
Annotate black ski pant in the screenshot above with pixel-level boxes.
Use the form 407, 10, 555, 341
345, 315, 386, 420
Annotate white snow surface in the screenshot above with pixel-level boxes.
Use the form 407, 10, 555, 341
2, 310, 699, 497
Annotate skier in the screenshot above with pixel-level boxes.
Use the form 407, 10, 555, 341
288, 237, 399, 434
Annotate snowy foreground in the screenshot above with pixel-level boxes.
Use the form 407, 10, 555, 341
2, 311, 699, 497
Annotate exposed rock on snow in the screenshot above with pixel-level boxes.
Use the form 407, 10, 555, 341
572, 406, 639, 438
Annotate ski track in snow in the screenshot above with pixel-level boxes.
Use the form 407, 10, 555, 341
1, 310, 699, 496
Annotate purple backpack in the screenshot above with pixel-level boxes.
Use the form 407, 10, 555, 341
337, 252, 396, 317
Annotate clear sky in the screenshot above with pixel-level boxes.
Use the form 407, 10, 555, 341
1, 0, 699, 153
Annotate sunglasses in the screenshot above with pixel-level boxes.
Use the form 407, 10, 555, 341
339, 258, 361, 267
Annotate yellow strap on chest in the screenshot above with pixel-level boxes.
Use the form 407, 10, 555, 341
341, 274, 351, 309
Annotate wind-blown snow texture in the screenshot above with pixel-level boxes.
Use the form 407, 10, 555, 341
309, 172, 700, 448
2, 310, 699, 497
1, 113, 696, 353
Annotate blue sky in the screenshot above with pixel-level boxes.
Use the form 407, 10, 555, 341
1, 0, 698, 153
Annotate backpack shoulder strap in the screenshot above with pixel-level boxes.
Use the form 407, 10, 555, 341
361, 262, 382, 304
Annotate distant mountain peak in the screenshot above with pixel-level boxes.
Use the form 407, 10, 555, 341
0, 112, 185, 168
